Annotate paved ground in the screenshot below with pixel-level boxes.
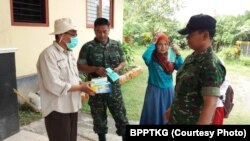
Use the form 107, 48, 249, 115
3, 111, 138, 141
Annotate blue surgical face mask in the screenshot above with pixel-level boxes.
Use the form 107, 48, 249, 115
66, 36, 78, 49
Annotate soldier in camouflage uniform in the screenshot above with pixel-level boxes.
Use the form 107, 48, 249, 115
77, 18, 128, 141
167, 14, 226, 124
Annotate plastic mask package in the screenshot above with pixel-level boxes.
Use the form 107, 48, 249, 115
106, 68, 120, 82
91, 77, 111, 94
168, 47, 176, 62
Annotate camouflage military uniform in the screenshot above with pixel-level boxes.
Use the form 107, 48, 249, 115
170, 47, 226, 124
77, 38, 128, 135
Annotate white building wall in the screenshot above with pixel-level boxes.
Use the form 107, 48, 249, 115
0, 0, 124, 77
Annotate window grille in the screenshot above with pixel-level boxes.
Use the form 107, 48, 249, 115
12, 0, 47, 24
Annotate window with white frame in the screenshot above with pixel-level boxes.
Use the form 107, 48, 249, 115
86, 0, 114, 28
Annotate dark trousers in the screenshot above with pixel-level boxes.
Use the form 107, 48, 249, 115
45, 111, 78, 141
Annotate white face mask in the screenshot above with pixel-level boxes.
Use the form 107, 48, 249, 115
58, 34, 78, 49
66, 36, 78, 49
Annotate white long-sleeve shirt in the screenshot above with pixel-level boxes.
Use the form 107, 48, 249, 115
216, 58, 229, 108
37, 41, 81, 117
216, 79, 230, 107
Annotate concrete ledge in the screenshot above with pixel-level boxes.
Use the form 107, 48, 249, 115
3, 130, 48, 141
17, 74, 39, 98
119, 65, 143, 85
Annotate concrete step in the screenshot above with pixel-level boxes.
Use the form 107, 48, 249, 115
3, 130, 48, 141
3, 111, 138, 141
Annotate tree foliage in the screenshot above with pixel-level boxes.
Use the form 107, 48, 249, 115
124, 1, 250, 51
214, 11, 250, 51
123, 0, 184, 46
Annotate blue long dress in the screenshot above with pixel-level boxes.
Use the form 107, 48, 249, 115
139, 43, 183, 125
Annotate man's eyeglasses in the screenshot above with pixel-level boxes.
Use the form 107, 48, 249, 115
65, 32, 77, 37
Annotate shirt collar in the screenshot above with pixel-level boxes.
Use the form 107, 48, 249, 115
94, 38, 110, 46
53, 41, 72, 53
186, 46, 213, 64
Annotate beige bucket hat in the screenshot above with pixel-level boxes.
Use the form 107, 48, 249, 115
50, 18, 76, 35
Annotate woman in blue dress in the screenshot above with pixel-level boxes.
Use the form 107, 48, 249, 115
140, 33, 183, 125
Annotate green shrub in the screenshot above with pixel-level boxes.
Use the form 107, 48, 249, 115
121, 43, 135, 69
223, 46, 241, 60
140, 32, 152, 46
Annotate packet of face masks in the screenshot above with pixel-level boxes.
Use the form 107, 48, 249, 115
168, 47, 176, 62
90, 77, 111, 94
106, 68, 119, 82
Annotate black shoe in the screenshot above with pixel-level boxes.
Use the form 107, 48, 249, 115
98, 134, 106, 141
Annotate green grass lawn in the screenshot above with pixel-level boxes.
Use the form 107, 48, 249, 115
121, 46, 148, 120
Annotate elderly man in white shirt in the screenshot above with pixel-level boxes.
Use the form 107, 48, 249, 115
37, 18, 95, 141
